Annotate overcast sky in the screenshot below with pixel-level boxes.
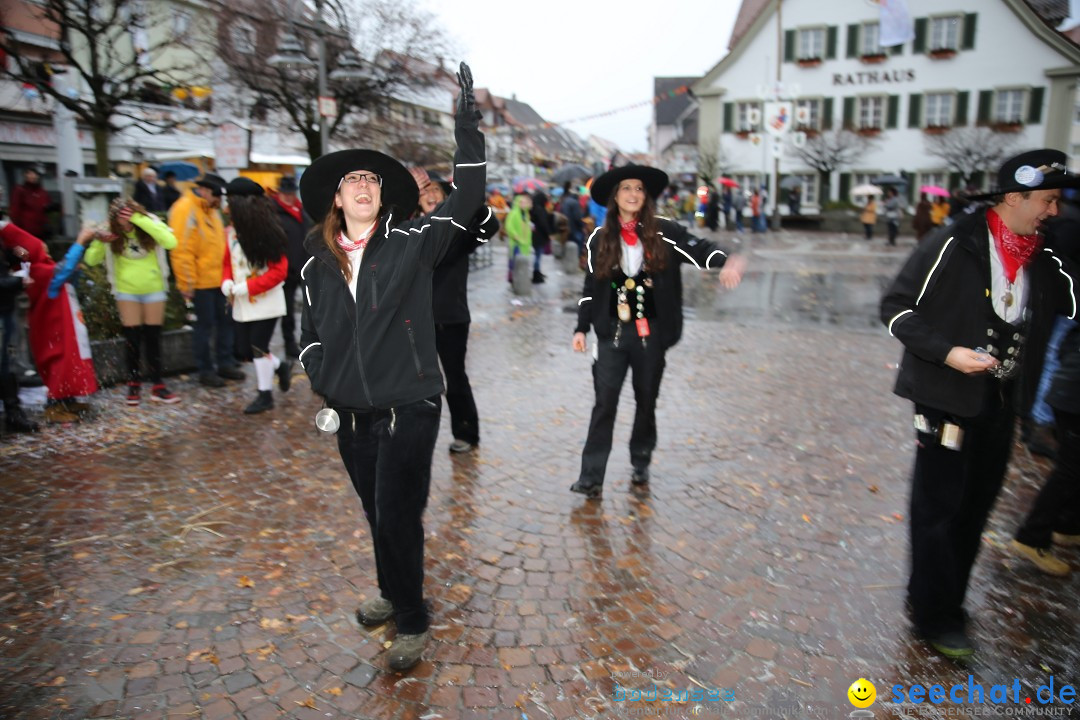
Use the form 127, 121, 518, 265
421, 1, 741, 153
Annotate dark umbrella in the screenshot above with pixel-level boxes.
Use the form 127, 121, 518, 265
157, 161, 201, 181
870, 174, 907, 188
550, 164, 591, 186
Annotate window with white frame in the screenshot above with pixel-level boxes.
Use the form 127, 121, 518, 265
924, 92, 953, 127
733, 174, 761, 195
796, 98, 822, 130
862, 22, 882, 55
919, 171, 948, 193
858, 96, 885, 129
929, 16, 960, 51
736, 101, 762, 132
172, 10, 192, 38
791, 173, 818, 205
994, 89, 1025, 124
798, 27, 826, 60
231, 22, 256, 54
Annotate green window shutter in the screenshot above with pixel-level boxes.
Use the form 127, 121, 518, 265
784, 30, 796, 62
972, 171, 985, 189
723, 103, 733, 132
955, 91, 969, 126
948, 172, 962, 191
961, 13, 977, 50
842, 97, 855, 129
913, 17, 927, 53
976, 90, 993, 125
890, 43, 904, 56
1028, 86, 1045, 124
886, 95, 900, 129
822, 97, 834, 130
826, 26, 839, 59
908, 93, 923, 128
847, 24, 859, 58
839, 173, 852, 201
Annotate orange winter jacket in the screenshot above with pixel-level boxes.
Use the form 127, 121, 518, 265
168, 192, 226, 292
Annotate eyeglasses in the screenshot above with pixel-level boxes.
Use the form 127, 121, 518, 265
339, 172, 382, 189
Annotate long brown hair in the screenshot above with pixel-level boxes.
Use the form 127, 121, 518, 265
319, 208, 352, 282
228, 194, 286, 268
591, 191, 667, 280
108, 199, 154, 254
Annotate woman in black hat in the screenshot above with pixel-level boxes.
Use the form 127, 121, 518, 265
297, 63, 484, 672
570, 164, 747, 498
220, 177, 292, 414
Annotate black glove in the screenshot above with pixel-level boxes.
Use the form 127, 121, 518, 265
455, 62, 480, 126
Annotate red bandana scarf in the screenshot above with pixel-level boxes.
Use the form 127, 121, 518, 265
275, 194, 303, 224
337, 228, 372, 253
620, 219, 639, 246
987, 208, 1041, 283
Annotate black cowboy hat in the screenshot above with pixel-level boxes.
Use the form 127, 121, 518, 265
277, 175, 299, 193
590, 164, 669, 206
426, 171, 453, 196
300, 149, 418, 224
964, 149, 1080, 200
224, 177, 264, 197
195, 172, 226, 197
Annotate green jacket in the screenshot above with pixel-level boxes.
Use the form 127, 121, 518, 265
84, 212, 177, 295
504, 196, 532, 253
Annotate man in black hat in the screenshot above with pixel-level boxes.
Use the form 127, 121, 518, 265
880, 149, 1080, 659
272, 175, 311, 359
169, 172, 244, 387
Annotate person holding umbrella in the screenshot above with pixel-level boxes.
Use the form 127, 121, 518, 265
570, 164, 747, 498
297, 62, 485, 672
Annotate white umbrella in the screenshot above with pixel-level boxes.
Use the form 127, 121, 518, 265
851, 184, 883, 196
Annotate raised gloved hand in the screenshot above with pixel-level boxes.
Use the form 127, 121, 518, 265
231, 280, 249, 297
455, 61, 480, 127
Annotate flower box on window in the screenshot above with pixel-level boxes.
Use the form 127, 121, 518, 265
928, 48, 957, 59
734, 130, 752, 139
796, 126, 820, 138
922, 125, 951, 135
990, 121, 1024, 134
860, 53, 888, 64
797, 57, 823, 68
856, 127, 882, 137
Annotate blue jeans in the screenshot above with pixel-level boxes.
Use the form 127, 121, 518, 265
192, 288, 237, 374
1032, 316, 1077, 426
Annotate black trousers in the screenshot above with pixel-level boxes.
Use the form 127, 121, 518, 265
908, 383, 1015, 637
336, 395, 441, 634
281, 275, 300, 354
578, 328, 666, 488
435, 322, 479, 445
1016, 409, 1080, 548
234, 317, 277, 361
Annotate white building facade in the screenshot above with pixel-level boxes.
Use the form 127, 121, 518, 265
693, 0, 1080, 212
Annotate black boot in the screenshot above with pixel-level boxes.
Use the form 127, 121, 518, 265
243, 390, 274, 414
532, 269, 546, 284
277, 358, 294, 392
2, 373, 38, 433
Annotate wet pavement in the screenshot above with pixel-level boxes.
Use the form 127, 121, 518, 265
2, 228, 1078, 719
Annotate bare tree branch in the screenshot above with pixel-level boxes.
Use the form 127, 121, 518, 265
923, 128, 1017, 187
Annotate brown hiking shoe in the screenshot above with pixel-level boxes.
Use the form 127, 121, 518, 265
1010, 540, 1070, 576
356, 596, 394, 626
44, 404, 79, 424
387, 631, 429, 672
1052, 532, 1080, 547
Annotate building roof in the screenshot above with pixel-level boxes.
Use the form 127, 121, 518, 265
728, 0, 771, 50
654, 77, 699, 125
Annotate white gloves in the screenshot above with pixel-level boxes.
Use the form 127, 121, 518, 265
220, 279, 249, 297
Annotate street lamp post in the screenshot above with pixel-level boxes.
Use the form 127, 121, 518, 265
268, 0, 365, 158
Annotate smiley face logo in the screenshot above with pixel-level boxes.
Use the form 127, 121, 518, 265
848, 678, 876, 708
846, 677, 872, 708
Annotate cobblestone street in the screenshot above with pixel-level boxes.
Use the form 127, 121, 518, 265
1, 229, 1077, 719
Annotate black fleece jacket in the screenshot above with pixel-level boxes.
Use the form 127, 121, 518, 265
298, 120, 486, 411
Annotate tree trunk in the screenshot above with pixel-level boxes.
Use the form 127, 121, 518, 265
92, 124, 110, 177
304, 127, 323, 162
819, 170, 832, 204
